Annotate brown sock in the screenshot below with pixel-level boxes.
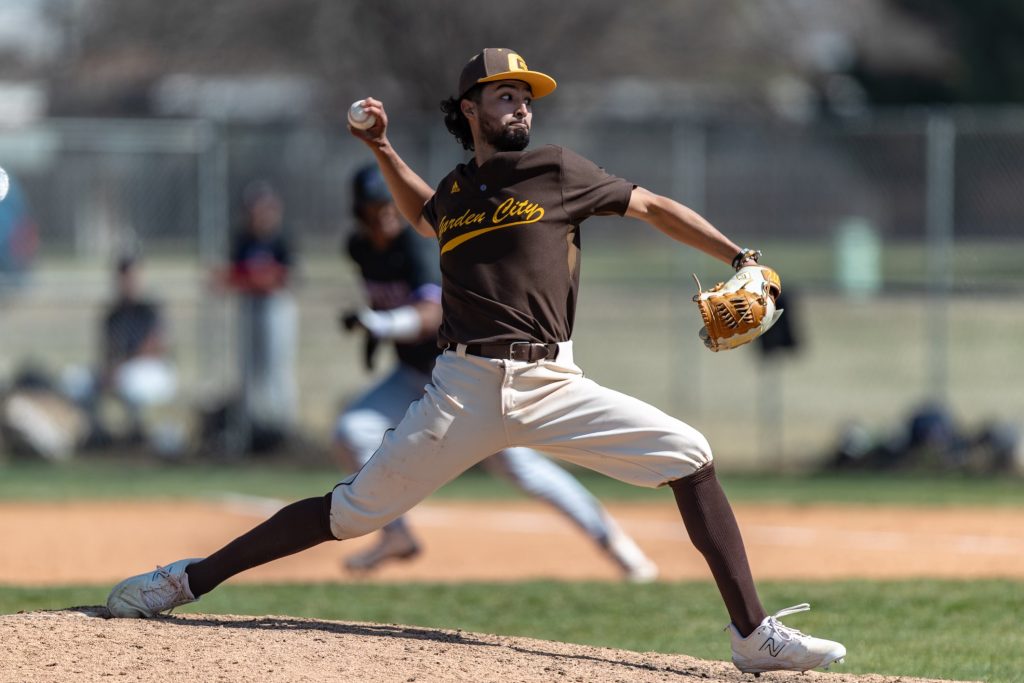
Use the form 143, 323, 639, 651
185, 493, 337, 597
670, 463, 766, 636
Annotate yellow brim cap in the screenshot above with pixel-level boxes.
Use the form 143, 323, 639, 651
458, 48, 557, 99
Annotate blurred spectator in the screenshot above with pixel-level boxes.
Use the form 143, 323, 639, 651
757, 289, 803, 358
219, 180, 298, 450
63, 254, 178, 449
1, 365, 88, 462
829, 403, 1021, 475
0, 170, 39, 298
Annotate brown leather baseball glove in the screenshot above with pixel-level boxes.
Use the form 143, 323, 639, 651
693, 265, 784, 352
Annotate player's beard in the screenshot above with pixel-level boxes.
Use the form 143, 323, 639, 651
482, 118, 530, 152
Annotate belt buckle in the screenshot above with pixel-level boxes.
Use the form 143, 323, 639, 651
509, 341, 531, 361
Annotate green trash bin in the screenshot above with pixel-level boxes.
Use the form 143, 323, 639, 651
835, 217, 881, 297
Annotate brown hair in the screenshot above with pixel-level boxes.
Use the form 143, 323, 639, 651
440, 86, 482, 151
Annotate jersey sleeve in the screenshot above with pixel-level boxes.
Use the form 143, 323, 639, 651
559, 147, 634, 222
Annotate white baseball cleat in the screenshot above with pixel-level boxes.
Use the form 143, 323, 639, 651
623, 557, 659, 584
728, 603, 846, 674
604, 520, 659, 583
106, 558, 202, 618
343, 529, 421, 572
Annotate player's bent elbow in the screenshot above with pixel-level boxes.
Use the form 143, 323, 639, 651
412, 218, 436, 238
625, 186, 659, 220
626, 188, 681, 228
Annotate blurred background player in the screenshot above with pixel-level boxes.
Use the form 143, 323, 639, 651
222, 180, 299, 451
65, 253, 177, 448
334, 164, 658, 581
0, 168, 38, 301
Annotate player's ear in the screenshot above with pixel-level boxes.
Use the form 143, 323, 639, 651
460, 99, 476, 120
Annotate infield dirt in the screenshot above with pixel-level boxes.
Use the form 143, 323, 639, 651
1, 608, 979, 683
2, 499, 1024, 584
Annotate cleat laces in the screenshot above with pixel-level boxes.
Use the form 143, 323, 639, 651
143, 564, 188, 615
763, 602, 811, 642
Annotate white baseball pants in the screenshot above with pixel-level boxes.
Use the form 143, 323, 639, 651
334, 363, 618, 540
329, 341, 712, 539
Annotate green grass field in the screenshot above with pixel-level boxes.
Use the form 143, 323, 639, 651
1, 460, 1023, 681
3, 458, 1024, 506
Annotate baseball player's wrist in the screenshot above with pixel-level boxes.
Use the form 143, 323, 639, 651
731, 248, 762, 271
369, 137, 397, 157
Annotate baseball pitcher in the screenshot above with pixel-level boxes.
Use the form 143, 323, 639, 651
334, 164, 657, 581
107, 48, 844, 676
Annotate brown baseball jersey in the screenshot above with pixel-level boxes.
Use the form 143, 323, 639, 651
422, 145, 634, 346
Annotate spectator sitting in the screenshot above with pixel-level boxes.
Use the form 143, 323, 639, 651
64, 254, 177, 448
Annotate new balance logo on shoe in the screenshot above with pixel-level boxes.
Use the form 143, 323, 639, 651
759, 637, 785, 658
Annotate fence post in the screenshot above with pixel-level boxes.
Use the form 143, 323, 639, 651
196, 121, 245, 455
670, 119, 706, 420
925, 111, 955, 406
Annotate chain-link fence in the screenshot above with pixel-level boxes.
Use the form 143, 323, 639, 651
1, 109, 1021, 467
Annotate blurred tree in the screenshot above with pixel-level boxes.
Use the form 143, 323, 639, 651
62, 0, 1004, 118
83, 0, 625, 115
75, 0, 806, 119
311, 0, 625, 111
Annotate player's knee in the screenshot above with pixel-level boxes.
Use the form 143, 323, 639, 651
692, 433, 713, 466
666, 430, 713, 470
644, 434, 714, 487
327, 482, 390, 540
329, 515, 379, 541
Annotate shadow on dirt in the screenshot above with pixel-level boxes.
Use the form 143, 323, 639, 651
70, 606, 704, 678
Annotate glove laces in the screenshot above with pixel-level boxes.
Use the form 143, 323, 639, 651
763, 603, 812, 641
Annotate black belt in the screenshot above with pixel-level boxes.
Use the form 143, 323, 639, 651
464, 342, 559, 362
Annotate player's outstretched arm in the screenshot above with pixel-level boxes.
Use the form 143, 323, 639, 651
342, 300, 442, 344
626, 187, 755, 268
348, 97, 435, 237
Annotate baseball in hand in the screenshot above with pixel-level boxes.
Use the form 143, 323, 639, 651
348, 100, 377, 130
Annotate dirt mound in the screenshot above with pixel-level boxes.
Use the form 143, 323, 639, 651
1, 608, 973, 683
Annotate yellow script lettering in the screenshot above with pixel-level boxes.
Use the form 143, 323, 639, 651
492, 197, 544, 224
438, 209, 486, 237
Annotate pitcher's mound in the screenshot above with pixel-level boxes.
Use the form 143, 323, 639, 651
1, 608, 970, 683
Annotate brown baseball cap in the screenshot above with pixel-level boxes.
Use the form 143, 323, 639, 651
457, 48, 557, 100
